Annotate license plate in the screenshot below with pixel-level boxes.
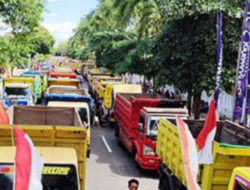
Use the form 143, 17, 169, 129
148, 160, 155, 163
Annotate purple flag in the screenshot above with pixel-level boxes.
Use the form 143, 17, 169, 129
245, 68, 250, 127
233, 0, 250, 123
215, 0, 223, 109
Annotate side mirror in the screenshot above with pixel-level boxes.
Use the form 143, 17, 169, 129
138, 123, 144, 133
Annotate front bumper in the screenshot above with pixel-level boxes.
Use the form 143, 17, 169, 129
138, 155, 160, 170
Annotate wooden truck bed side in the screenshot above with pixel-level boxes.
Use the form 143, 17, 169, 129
48, 78, 80, 88
0, 106, 87, 190
156, 119, 250, 190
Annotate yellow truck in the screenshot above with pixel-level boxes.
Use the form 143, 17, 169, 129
156, 119, 250, 190
2, 77, 38, 107
48, 78, 81, 89
98, 84, 142, 126
48, 101, 92, 158
92, 76, 123, 100
103, 84, 142, 110
82, 64, 95, 79
0, 106, 87, 190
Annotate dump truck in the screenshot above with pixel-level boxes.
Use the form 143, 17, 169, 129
50, 73, 77, 79
88, 73, 111, 92
98, 84, 142, 126
52, 66, 74, 74
21, 70, 48, 96
0, 147, 84, 190
48, 101, 92, 158
2, 78, 37, 108
48, 78, 81, 89
45, 85, 92, 106
92, 76, 123, 100
114, 93, 186, 170
38, 62, 53, 76
0, 106, 88, 190
82, 64, 95, 79
156, 119, 250, 190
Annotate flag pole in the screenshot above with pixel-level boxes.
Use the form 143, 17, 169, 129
215, 0, 223, 119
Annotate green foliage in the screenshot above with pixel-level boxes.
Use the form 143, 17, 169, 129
152, 0, 244, 95
0, 0, 44, 32
0, 1, 51, 67
68, 0, 244, 99
29, 26, 55, 56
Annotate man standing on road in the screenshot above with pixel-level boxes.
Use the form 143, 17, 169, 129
128, 179, 139, 190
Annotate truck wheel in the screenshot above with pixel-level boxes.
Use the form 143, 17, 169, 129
114, 124, 119, 137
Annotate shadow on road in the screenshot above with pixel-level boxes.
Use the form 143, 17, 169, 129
89, 125, 159, 179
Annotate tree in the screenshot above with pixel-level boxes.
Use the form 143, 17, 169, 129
152, 0, 244, 118
0, 0, 44, 32
0, 0, 45, 67
29, 26, 55, 56
55, 41, 68, 56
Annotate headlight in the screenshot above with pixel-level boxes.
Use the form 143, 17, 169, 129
143, 145, 155, 156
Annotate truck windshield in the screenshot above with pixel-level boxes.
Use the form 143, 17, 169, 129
147, 117, 161, 138
0, 164, 78, 190
5, 87, 30, 96
78, 107, 89, 125
235, 178, 250, 190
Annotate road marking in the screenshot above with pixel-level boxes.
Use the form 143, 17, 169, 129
101, 135, 112, 153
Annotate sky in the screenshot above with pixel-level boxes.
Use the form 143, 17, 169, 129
42, 0, 98, 45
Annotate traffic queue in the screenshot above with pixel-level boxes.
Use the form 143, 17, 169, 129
0, 60, 250, 190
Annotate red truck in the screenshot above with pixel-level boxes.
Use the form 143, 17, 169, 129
114, 93, 188, 170
50, 73, 77, 79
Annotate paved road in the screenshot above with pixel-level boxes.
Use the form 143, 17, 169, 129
86, 125, 159, 190
81, 77, 158, 190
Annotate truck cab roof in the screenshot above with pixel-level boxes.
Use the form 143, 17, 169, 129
0, 147, 78, 166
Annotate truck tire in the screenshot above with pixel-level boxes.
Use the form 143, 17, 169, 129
114, 124, 119, 137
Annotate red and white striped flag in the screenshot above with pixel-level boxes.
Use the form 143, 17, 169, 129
196, 98, 217, 164
14, 127, 44, 190
176, 117, 200, 190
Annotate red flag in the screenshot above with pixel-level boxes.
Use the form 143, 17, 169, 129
196, 98, 217, 164
0, 102, 9, 124
176, 117, 200, 190
14, 127, 44, 190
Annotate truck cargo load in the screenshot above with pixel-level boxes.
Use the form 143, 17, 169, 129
0, 106, 87, 190
156, 119, 250, 190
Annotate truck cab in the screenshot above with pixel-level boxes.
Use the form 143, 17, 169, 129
3, 83, 33, 108
134, 107, 189, 170
0, 147, 81, 190
228, 167, 250, 190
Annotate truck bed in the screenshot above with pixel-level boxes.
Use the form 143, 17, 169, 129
48, 78, 80, 88
156, 119, 250, 190
48, 86, 88, 96
115, 93, 186, 151
1, 106, 87, 190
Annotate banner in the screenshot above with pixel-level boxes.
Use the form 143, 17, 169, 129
215, 0, 223, 109
245, 68, 250, 128
233, 0, 250, 123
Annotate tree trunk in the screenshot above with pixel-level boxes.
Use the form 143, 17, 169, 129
193, 90, 202, 119
187, 92, 192, 117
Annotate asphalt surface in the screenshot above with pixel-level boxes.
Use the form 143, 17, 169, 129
86, 125, 159, 190
82, 77, 159, 190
